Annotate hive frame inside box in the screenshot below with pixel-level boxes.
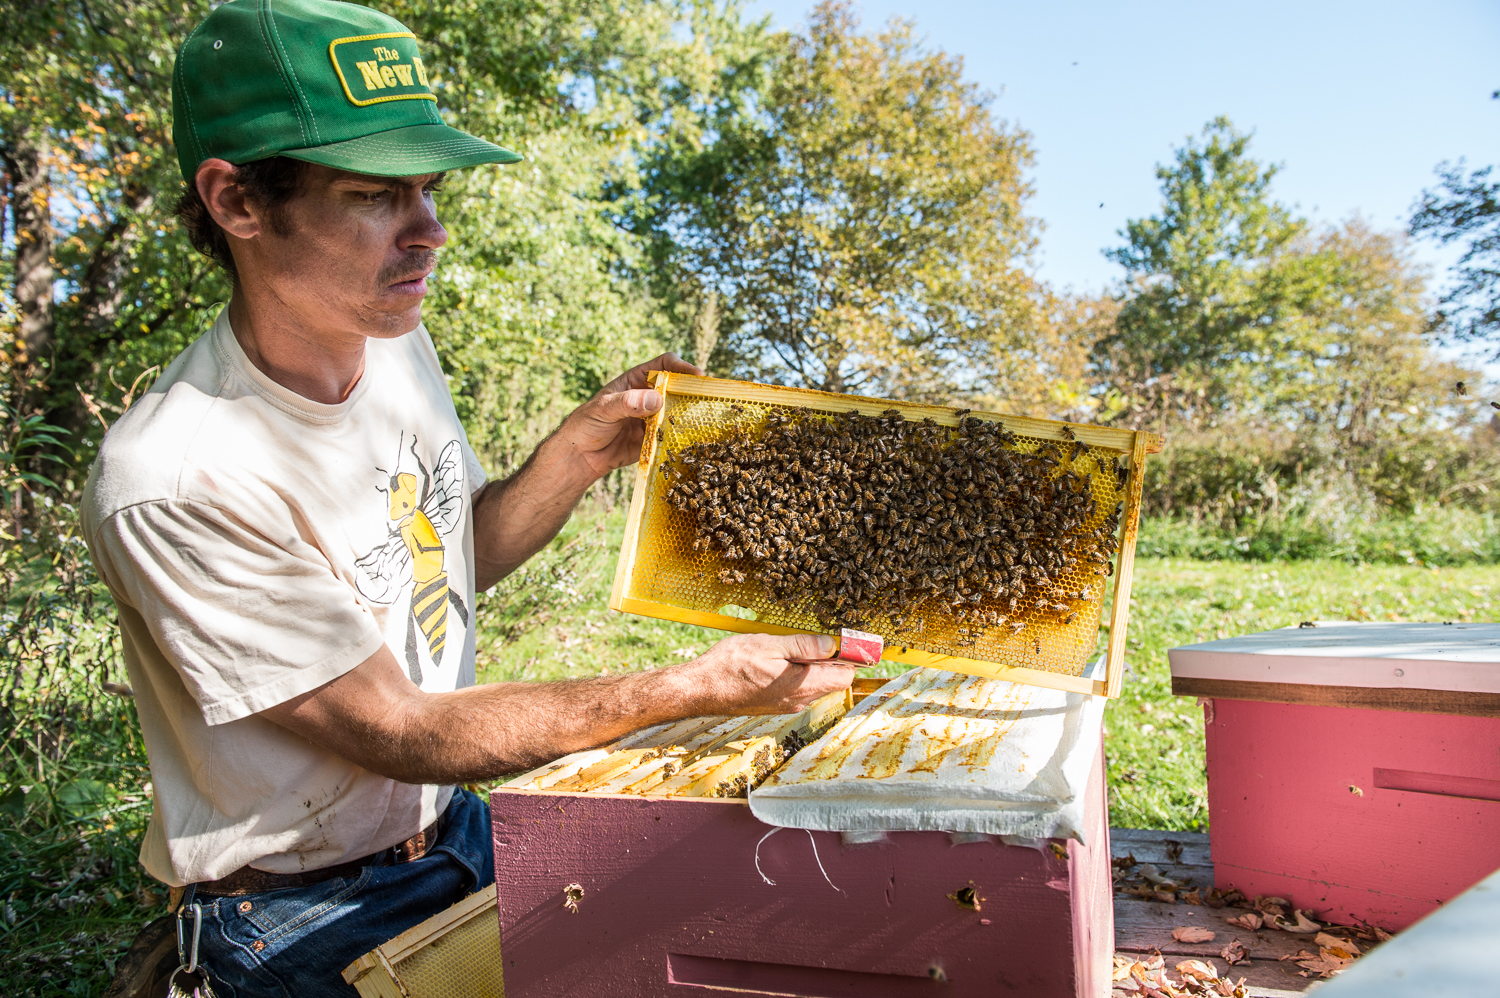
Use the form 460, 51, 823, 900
610, 372, 1163, 698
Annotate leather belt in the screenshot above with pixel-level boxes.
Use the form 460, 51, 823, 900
190, 813, 444, 898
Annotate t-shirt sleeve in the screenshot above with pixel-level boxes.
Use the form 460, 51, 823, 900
89, 500, 387, 725
463, 437, 487, 495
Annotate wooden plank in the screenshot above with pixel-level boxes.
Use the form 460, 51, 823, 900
1110, 827, 1212, 869
508, 748, 615, 791
1173, 676, 1500, 718
1104, 431, 1148, 699
651, 371, 1164, 454
674, 735, 780, 797
1112, 896, 1329, 963
549, 748, 662, 793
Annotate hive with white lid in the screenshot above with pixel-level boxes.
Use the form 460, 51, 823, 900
1169, 621, 1500, 930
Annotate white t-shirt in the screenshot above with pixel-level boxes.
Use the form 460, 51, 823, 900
82, 308, 486, 887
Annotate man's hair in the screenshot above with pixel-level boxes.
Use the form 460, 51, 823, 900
174, 157, 309, 280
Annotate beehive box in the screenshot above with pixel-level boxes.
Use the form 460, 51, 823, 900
610, 373, 1162, 698
1170, 622, 1500, 930
491, 675, 1113, 998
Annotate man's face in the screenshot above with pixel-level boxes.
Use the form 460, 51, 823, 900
238, 164, 448, 341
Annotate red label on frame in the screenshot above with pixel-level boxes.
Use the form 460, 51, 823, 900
838, 628, 884, 664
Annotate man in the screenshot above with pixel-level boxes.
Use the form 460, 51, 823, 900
83, 1, 854, 993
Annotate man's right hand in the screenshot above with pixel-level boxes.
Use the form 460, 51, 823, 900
676, 632, 856, 716
259, 631, 856, 784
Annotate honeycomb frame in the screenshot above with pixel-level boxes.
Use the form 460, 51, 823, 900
609, 373, 1163, 698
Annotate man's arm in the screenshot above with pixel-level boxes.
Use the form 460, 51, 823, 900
470, 351, 701, 591
259, 632, 852, 784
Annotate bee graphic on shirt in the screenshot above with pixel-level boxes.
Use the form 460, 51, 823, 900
355, 435, 468, 684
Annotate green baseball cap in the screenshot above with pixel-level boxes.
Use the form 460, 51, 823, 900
171, 0, 521, 182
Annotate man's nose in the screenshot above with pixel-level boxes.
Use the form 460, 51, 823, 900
400, 195, 448, 252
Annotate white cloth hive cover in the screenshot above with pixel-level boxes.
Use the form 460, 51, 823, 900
749, 667, 1106, 841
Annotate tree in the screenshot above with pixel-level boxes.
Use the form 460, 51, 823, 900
629, 0, 1044, 402
1, 1, 223, 434
1291, 219, 1477, 450
1095, 118, 1339, 430
1410, 159, 1499, 358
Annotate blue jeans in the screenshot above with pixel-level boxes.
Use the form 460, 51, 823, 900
182, 789, 494, 997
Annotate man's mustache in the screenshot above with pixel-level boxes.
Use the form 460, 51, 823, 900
380, 251, 438, 286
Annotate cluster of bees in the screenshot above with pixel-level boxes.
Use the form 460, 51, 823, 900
661, 406, 1126, 649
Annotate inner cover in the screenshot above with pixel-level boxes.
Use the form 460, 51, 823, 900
749, 666, 1106, 841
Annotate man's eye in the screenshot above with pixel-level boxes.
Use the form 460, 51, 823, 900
358, 190, 392, 202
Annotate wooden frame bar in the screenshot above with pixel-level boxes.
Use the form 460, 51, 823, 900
609, 373, 1162, 699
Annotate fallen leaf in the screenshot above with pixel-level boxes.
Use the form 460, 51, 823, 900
1275, 909, 1323, 934
1315, 932, 1361, 958
1373, 926, 1393, 942
1172, 926, 1216, 943
1112, 956, 1137, 982
1219, 939, 1248, 966
1279, 949, 1317, 963
1212, 978, 1245, 997
1155, 891, 1179, 904
1225, 912, 1263, 931
1175, 959, 1219, 981
1297, 951, 1353, 978
1253, 895, 1288, 919
1180, 889, 1203, 905
1140, 864, 1181, 890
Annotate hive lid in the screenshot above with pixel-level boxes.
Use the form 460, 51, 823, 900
1168, 622, 1500, 694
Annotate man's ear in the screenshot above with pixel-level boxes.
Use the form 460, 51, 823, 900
196, 159, 262, 240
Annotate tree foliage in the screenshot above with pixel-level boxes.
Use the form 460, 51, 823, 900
1096, 118, 1478, 442
628, 0, 1046, 403
1410, 159, 1500, 357
1095, 118, 1341, 428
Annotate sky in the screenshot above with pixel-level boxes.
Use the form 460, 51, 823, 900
745, 0, 1500, 309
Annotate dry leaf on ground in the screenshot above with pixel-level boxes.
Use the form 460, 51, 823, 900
1314, 932, 1361, 959
1225, 912, 1262, 931
1175, 959, 1219, 981
1220, 939, 1248, 966
1297, 950, 1354, 978
1274, 909, 1323, 934
1172, 926, 1216, 943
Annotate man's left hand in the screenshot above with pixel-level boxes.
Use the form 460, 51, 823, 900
557, 352, 703, 480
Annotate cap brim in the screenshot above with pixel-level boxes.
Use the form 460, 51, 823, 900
282, 123, 522, 177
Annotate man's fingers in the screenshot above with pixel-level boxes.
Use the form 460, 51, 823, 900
592, 387, 662, 423
773, 632, 839, 662
656, 352, 705, 377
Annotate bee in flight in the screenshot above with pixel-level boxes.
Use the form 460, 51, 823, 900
356, 435, 468, 684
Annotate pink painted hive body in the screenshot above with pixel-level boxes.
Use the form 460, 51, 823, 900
1170, 621, 1500, 930
490, 744, 1112, 998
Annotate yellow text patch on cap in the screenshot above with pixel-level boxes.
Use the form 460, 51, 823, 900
329, 32, 436, 107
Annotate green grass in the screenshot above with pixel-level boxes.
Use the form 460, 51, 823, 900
2, 504, 1496, 995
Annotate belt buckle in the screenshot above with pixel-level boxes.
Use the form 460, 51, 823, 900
395, 830, 426, 864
